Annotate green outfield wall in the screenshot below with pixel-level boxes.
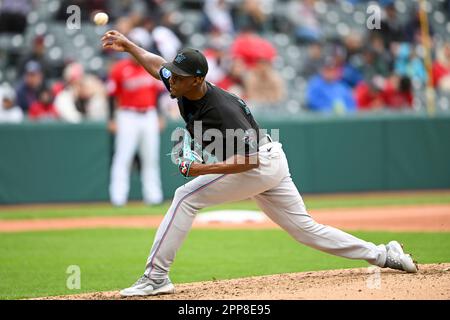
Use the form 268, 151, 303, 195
1, 113, 449, 204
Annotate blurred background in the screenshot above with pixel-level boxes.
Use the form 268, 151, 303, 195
0, 0, 450, 204
1, 0, 450, 118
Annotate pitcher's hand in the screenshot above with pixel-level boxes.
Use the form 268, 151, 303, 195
102, 30, 131, 52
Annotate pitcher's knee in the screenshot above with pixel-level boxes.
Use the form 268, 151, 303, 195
173, 186, 190, 201
291, 214, 324, 233
173, 186, 202, 213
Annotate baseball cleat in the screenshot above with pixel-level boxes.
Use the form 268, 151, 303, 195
383, 241, 418, 273
120, 275, 175, 297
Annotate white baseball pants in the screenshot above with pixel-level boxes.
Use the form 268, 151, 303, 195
144, 142, 387, 279
109, 109, 163, 206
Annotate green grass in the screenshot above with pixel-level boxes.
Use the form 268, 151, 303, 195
1, 192, 450, 220
0, 228, 449, 299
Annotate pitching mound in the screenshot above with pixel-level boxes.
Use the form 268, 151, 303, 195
37, 263, 450, 300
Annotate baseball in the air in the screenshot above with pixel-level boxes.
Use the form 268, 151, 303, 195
93, 12, 109, 26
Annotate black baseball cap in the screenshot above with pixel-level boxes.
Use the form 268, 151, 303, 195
162, 48, 208, 77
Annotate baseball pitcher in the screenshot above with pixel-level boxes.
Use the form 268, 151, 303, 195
101, 30, 418, 297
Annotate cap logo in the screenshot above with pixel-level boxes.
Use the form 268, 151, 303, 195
175, 53, 187, 64
162, 68, 171, 78
196, 69, 202, 74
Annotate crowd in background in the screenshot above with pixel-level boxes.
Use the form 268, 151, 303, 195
1, 0, 450, 123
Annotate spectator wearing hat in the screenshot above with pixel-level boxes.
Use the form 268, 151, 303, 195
0, 83, 24, 123
15, 61, 44, 113
230, 27, 277, 69
306, 57, 356, 113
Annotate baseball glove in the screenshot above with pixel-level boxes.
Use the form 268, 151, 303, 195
170, 127, 217, 178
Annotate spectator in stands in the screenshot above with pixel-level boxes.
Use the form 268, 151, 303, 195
107, 0, 148, 23
343, 32, 364, 62
355, 74, 413, 110
306, 57, 356, 113
361, 46, 390, 83
369, 33, 394, 71
343, 33, 393, 88
18, 35, 54, 79
394, 43, 427, 86
203, 28, 230, 84
402, 5, 434, 44
80, 74, 109, 121
217, 58, 246, 98
373, 1, 408, 49
208, 27, 233, 54
0, 0, 32, 34
244, 58, 286, 107
301, 41, 324, 79
203, 0, 235, 34
233, 0, 269, 33
354, 79, 385, 111
28, 86, 59, 121
287, 0, 322, 43
381, 74, 413, 109
432, 42, 450, 92
127, 27, 153, 52
141, 17, 182, 61
53, 62, 84, 123
15, 61, 44, 113
340, 32, 364, 87
159, 10, 188, 45
114, 16, 135, 37
54, 62, 108, 123
142, 0, 165, 18
231, 26, 277, 69
0, 83, 24, 123
204, 47, 227, 85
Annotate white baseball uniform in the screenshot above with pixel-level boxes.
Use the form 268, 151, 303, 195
108, 58, 164, 206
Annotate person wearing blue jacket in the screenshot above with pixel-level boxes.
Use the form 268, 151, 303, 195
306, 58, 356, 113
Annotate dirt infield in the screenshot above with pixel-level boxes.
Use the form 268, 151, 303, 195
36, 263, 450, 300
1, 204, 449, 232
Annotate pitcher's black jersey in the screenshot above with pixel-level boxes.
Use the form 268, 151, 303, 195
160, 67, 262, 162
